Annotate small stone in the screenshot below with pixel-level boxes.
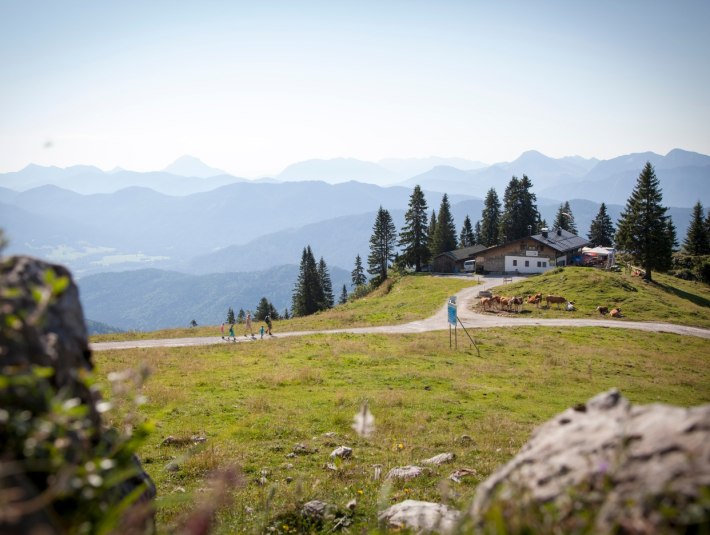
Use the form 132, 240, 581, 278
421, 452, 455, 465
325, 463, 338, 471
449, 468, 477, 483
165, 462, 180, 472
379, 500, 461, 534
330, 445, 353, 459
346, 498, 357, 511
302, 500, 331, 520
191, 435, 207, 443
385, 466, 425, 480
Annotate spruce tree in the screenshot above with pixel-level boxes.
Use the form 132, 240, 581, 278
480, 188, 501, 246
339, 284, 348, 305
683, 201, 710, 255
588, 203, 615, 247
283, 308, 290, 320
431, 194, 457, 255
615, 162, 671, 282
427, 209, 437, 257
459, 215, 475, 248
318, 257, 334, 309
473, 221, 482, 245
351, 254, 367, 287
554, 201, 578, 234
499, 175, 539, 242
367, 206, 398, 283
398, 185, 430, 271
226, 307, 235, 324
255, 297, 271, 321
292, 245, 325, 316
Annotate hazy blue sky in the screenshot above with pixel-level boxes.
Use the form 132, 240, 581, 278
1, 1, 709, 176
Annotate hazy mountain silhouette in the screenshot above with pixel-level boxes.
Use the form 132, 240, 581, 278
163, 155, 227, 178
277, 158, 400, 185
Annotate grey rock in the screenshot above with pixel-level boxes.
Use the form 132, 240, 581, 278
330, 445, 353, 459
470, 389, 710, 532
386, 465, 426, 480
421, 452, 455, 465
379, 500, 461, 534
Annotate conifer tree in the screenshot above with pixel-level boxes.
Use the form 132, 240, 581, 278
367, 206, 398, 283
292, 245, 325, 316
473, 221, 482, 245
431, 194, 457, 255
427, 209, 437, 256
615, 162, 671, 282
554, 201, 578, 234
683, 202, 710, 255
351, 254, 367, 287
459, 215, 475, 248
255, 297, 273, 321
339, 284, 348, 305
398, 185, 430, 271
318, 256, 334, 309
226, 307, 235, 324
283, 308, 290, 320
480, 188, 501, 246
588, 203, 615, 247
499, 175, 539, 243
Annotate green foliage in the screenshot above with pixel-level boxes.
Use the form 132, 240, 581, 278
683, 201, 710, 255
367, 206, 398, 284
226, 307, 235, 324
317, 257, 334, 309
499, 175, 539, 242
431, 194, 457, 255
338, 284, 348, 305
292, 245, 325, 317
587, 202, 615, 247
554, 201, 577, 234
255, 297, 280, 321
671, 254, 710, 284
459, 215, 475, 248
398, 185, 430, 272
237, 308, 245, 323
615, 162, 672, 281
351, 254, 367, 288
480, 188, 501, 246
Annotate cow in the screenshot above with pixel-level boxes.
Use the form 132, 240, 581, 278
545, 295, 567, 309
498, 296, 512, 311
510, 296, 523, 313
527, 293, 542, 307
596, 306, 609, 315
610, 308, 622, 318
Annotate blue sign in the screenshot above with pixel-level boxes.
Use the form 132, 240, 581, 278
448, 302, 457, 325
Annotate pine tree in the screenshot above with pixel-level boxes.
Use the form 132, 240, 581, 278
431, 194, 457, 255
554, 201, 578, 234
588, 203, 615, 247
226, 307, 235, 324
339, 284, 348, 305
398, 185, 430, 271
473, 221, 482, 245
283, 308, 290, 320
255, 297, 275, 321
367, 206, 398, 283
427, 209, 437, 256
351, 254, 367, 287
683, 202, 710, 255
292, 245, 325, 316
318, 257, 334, 309
480, 188, 501, 246
459, 215, 475, 248
615, 162, 671, 282
499, 175, 539, 243
237, 308, 245, 323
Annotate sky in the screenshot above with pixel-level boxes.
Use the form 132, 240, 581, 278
1, 1, 709, 177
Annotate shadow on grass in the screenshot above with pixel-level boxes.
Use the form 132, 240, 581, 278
657, 282, 710, 309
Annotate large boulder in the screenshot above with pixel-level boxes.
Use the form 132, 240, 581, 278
470, 389, 710, 533
0, 255, 156, 534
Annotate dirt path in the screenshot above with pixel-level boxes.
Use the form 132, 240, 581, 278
91, 275, 710, 351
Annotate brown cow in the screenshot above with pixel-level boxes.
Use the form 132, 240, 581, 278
498, 296, 512, 311
510, 296, 523, 312
610, 308, 622, 318
545, 295, 566, 309
480, 297, 493, 311
596, 306, 609, 315
527, 293, 542, 307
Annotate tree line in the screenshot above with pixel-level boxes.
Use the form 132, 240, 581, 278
290, 163, 707, 317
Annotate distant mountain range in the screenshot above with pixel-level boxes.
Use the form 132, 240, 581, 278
1, 148, 706, 330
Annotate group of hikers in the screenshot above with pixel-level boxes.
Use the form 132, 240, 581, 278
221, 311, 272, 342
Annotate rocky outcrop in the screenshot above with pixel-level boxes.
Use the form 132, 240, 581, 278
379, 500, 461, 534
0, 256, 156, 534
470, 389, 710, 533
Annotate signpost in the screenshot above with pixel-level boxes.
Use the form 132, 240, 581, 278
448, 296, 457, 348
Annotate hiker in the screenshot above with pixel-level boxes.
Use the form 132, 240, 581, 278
228, 322, 235, 341
260, 325, 264, 339
220, 322, 225, 339
244, 311, 254, 338
264, 314, 272, 336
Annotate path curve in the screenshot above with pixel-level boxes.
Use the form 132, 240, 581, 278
91, 275, 710, 351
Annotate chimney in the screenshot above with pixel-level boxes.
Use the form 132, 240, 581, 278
541, 227, 548, 238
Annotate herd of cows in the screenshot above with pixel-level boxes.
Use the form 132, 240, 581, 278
478, 291, 623, 317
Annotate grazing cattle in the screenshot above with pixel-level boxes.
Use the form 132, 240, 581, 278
545, 295, 567, 308
527, 293, 542, 307
511, 296, 523, 312
610, 308, 622, 318
596, 306, 609, 315
498, 296, 512, 311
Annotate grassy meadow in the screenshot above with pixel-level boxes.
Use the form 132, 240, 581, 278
477, 267, 710, 328
92, 268, 710, 533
